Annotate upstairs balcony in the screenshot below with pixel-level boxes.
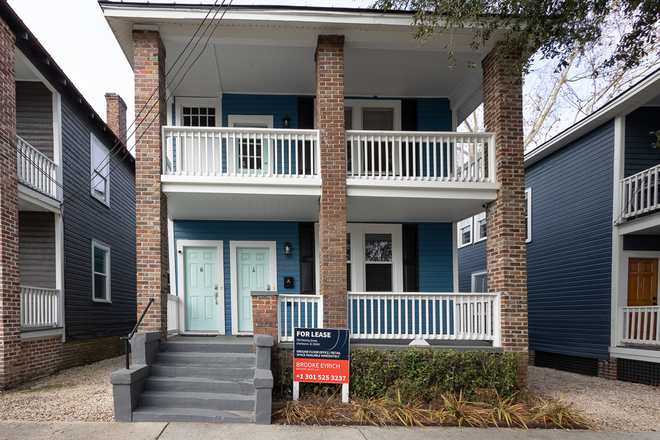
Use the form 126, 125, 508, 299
161, 127, 498, 223
17, 136, 60, 202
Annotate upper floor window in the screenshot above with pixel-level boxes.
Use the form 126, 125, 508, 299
91, 135, 109, 205
475, 212, 487, 242
183, 106, 216, 127
457, 218, 472, 248
526, 187, 532, 243
92, 240, 111, 302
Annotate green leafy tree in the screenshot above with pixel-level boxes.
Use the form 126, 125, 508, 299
373, 0, 660, 73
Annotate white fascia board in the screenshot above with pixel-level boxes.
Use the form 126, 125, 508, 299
525, 68, 660, 168
18, 185, 61, 213
161, 176, 322, 196
617, 214, 660, 236
346, 180, 499, 200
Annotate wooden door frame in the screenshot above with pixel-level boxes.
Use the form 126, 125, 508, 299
229, 241, 277, 335
176, 240, 225, 334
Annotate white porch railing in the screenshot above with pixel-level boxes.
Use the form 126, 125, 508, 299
20, 286, 61, 330
277, 294, 323, 343
345, 131, 495, 183
348, 292, 500, 344
620, 306, 660, 345
17, 136, 59, 200
167, 294, 179, 333
163, 127, 320, 178
621, 164, 660, 219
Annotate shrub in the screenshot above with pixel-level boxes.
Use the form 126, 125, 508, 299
349, 348, 519, 401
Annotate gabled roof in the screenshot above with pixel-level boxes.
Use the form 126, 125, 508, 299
0, 1, 131, 159
524, 68, 660, 168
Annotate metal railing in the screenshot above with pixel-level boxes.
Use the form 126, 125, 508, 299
163, 126, 320, 178
620, 306, 660, 345
120, 298, 154, 370
348, 292, 501, 344
17, 136, 59, 200
20, 286, 61, 329
345, 131, 495, 183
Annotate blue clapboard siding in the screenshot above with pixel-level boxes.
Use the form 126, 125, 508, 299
417, 98, 452, 132
222, 94, 309, 128
624, 107, 660, 178
417, 223, 454, 292
526, 121, 614, 360
457, 239, 487, 292
173, 220, 299, 334
61, 99, 137, 341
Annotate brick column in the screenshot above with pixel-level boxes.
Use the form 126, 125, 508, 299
105, 93, 127, 145
251, 292, 278, 343
316, 35, 347, 329
482, 48, 528, 386
133, 31, 168, 339
0, 16, 20, 390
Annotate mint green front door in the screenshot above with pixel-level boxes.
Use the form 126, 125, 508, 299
237, 248, 270, 333
185, 247, 219, 331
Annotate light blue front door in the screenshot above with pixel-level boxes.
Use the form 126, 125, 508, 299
185, 247, 219, 331
237, 248, 270, 333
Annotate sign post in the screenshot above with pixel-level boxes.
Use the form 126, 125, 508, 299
293, 327, 350, 403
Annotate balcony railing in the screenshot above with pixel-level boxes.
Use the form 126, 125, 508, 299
275, 292, 501, 345
17, 136, 59, 200
621, 164, 660, 219
163, 127, 320, 178
345, 131, 495, 183
20, 286, 61, 330
620, 306, 660, 346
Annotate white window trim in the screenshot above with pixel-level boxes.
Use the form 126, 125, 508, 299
474, 212, 487, 242
471, 270, 487, 293
229, 241, 277, 335
90, 134, 110, 206
344, 99, 402, 131
92, 240, 111, 303
526, 187, 532, 243
346, 224, 403, 293
457, 217, 473, 248
228, 115, 273, 128
174, 97, 221, 127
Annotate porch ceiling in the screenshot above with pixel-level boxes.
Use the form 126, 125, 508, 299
103, 5, 502, 123
164, 191, 320, 221
346, 188, 499, 223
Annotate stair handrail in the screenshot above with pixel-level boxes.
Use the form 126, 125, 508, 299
120, 298, 155, 370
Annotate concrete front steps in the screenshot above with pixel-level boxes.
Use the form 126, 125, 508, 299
131, 338, 259, 423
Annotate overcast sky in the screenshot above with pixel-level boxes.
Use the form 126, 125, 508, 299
8, 0, 370, 145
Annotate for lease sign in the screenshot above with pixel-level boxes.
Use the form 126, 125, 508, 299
293, 328, 349, 384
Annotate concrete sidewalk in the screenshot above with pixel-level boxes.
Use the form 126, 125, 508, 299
1, 422, 659, 440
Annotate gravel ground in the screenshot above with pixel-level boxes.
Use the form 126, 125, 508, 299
528, 366, 660, 431
1, 359, 659, 431
0, 356, 124, 422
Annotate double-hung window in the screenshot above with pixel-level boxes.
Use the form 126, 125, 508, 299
457, 218, 472, 247
474, 212, 487, 242
92, 241, 110, 302
345, 224, 402, 292
471, 271, 487, 293
91, 135, 109, 204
